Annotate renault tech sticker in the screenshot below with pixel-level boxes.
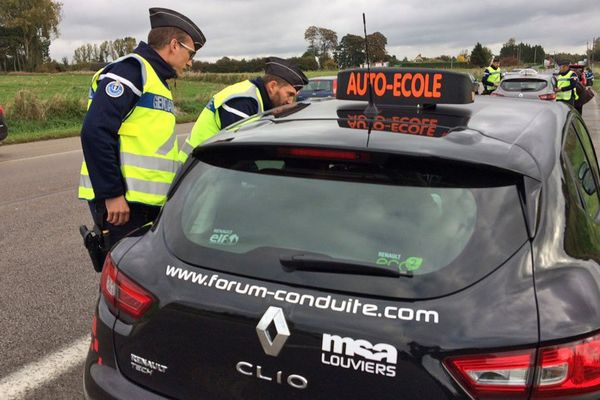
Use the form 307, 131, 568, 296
105, 80, 124, 98
130, 353, 168, 376
209, 228, 239, 245
321, 333, 397, 377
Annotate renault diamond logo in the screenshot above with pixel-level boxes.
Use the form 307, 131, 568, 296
256, 306, 290, 357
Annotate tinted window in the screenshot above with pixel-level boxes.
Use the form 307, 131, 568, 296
573, 118, 600, 187
563, 125, 600, 218
500, 79, 548, 92
303, 79, 333, 92
163, 149, 528, 298
179, 166, 476, 274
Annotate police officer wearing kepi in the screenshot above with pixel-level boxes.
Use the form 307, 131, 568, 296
178, 57, 308, 163
482, 57, 502, 95
78, 8, 206, 270
554, 59, 578, 108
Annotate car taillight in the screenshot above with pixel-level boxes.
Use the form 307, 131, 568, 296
538, 93, 556, 101
444, 333, 600, 399
277, 147, 370, 161
444, 350, 534, 400
532, 334, 600, 398
333, 80, 337, 96
100, 255, 154, 320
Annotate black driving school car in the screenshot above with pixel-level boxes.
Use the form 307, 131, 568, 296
84, 68, 600, 400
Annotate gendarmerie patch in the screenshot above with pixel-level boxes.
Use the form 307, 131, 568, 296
105, 80, 124, 98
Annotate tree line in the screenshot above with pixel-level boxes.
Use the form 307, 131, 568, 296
0, 0, 62, 72
1, 3, 592, 74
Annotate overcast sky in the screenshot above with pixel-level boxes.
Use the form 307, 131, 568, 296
50, 0, 599, 63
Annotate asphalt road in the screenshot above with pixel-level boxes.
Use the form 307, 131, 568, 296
0, 123, 193, 400
0, 95, 599, 399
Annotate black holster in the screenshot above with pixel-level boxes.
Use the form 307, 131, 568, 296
80, 224, 110, 272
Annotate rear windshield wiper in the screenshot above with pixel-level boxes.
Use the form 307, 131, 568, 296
279, 254, 412, 278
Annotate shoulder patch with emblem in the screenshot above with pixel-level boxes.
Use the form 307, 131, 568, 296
105, 80, 124, 98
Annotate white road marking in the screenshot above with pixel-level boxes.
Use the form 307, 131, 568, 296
0, 149, 81, 164
0, 133, 189, 164
0, 335, 90, 399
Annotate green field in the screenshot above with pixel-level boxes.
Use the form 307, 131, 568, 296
0, 73, 233, 144
0, 70, 341, 145
1, 67, 554, 145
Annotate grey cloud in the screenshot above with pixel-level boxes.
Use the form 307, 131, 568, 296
50, 0, 598, 61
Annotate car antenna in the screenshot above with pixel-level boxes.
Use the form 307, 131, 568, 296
362, 13, 379, 146
362, 13, 379, 121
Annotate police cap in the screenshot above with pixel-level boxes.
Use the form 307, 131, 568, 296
149, 7, 206, 51
556, 59, 570, 66
265, 57, 309, 91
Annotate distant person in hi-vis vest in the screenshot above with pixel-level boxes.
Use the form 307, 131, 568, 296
482, 57, 502, 95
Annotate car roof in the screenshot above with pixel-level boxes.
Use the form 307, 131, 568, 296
503, 73, 553, 81
203, 96, 570, 182
308, 76, 337, 80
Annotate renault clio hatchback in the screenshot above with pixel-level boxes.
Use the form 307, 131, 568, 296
84, 68, 600, 400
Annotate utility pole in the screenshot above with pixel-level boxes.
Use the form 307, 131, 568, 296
587, 41, 590, 67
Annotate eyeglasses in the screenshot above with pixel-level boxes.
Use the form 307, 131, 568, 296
177, 41, 196, 61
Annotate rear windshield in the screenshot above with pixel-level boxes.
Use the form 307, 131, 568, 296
302, 79, 333, 92
501, 78, 548, 92
163, 147, 528, 298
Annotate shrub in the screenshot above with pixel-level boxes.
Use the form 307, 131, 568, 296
6, 90, 86, 122
45, 94, 87, 120
184, 72, 256, 84
9, 90, 45, 120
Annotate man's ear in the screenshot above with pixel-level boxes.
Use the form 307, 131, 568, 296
171, 38, 179, 52
265, 80, 279, 96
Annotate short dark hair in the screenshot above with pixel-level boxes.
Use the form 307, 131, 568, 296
148, 27, 189, 49
262, 74, 290, 87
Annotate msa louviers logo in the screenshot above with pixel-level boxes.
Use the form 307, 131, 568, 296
321, 333, 397, 377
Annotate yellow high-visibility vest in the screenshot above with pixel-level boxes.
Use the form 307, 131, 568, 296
556, 70, 578, 102
79, 53, 178, 206
179, 80, 264, 163
484, 65, 501, 91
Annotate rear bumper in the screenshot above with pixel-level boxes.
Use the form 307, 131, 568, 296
84, 362, 168, 400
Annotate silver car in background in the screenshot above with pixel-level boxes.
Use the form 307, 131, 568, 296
491, 72, 557, 101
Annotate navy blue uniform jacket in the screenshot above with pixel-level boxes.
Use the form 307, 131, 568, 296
80, 42, 176, 201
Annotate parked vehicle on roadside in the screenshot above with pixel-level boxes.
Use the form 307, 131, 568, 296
492, 73, 557, 100
296, 76, 337, 101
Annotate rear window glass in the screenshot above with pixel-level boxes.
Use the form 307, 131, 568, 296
302, 80, 333, 92
500, 79, 548, 92
163, 148, 528, 298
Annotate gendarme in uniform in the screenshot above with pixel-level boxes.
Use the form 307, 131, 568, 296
179, 57, 308, 163
482, 59, 501, 95
79, 8, 205, 255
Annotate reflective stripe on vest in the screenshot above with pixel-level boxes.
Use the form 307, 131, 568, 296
484, 66, 501, 90
178, 80, 264, 163
556, 70, 576, 101
78, 53, 178, 206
